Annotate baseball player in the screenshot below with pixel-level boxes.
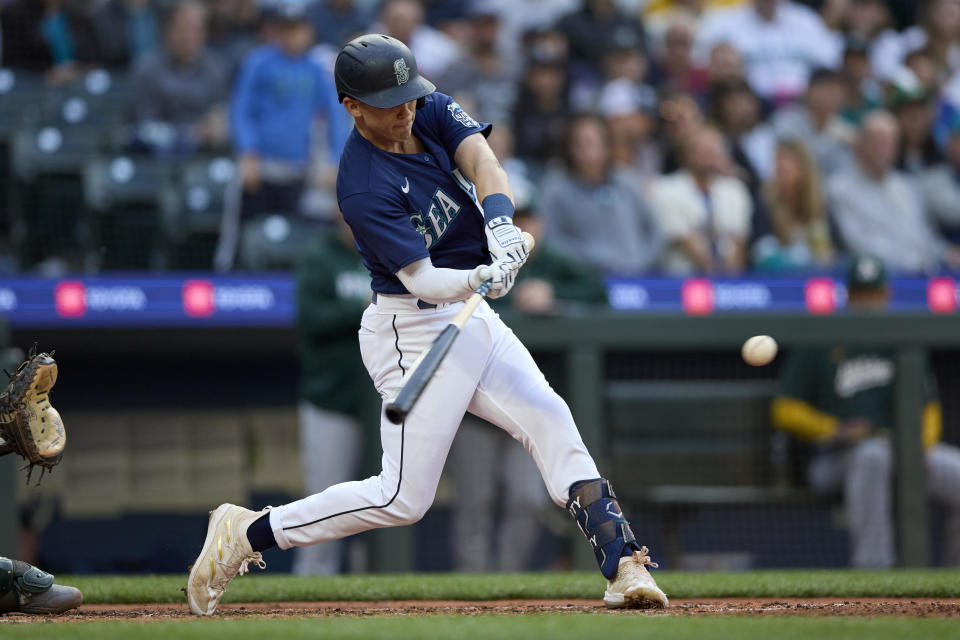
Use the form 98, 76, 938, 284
0, 348, 81, 616
773, 255, 960, 567
187, 34, 667, 615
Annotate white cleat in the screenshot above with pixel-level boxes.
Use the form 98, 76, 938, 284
603, 547, 669, 609
186, 503, 268, 616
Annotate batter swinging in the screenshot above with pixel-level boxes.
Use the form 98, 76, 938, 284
186, 34, 667, 615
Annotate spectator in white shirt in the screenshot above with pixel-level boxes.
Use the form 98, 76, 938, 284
871, 0, 960, 85
827, 111, 960, 272
695, 0, 842, 104
651, 125, 753, 274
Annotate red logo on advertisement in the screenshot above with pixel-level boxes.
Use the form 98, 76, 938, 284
182, 280, 215, 317
805, 278, 837, 315
682, 279, 714, 315
927, 277, 958, 314
54, 281, 87, 318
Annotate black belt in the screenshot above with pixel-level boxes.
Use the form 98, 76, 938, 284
371, 291, 437, 310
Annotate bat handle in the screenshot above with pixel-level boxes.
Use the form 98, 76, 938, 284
475, 280, 492, 297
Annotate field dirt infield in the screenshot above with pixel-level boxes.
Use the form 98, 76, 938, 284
3, 598, 960, 622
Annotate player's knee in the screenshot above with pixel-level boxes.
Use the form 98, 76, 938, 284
386, 495, 432, 526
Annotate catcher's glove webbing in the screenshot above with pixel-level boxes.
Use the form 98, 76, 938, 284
0, 346, 65, 484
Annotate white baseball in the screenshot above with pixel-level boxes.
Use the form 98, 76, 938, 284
742, 335, 778, 366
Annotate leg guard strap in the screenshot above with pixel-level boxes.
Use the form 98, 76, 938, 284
566, 479, 638, 579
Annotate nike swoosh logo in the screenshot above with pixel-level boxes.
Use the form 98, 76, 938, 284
401, 178, 410, 194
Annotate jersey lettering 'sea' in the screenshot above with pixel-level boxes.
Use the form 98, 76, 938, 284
412, 187, 463, 249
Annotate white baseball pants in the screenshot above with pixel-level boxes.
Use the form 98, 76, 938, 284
809, 436, 960, 567
269, 295, 600, 550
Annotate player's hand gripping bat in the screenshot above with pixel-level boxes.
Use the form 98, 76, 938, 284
384, 232, 535, 425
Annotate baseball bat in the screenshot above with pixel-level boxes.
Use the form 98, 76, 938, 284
384, 232, 534, 425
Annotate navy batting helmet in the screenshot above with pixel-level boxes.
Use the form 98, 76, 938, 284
334, 34, 435, 109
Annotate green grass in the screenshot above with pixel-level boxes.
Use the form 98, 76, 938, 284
2, 615, 959, 640
61, 569, 960, 605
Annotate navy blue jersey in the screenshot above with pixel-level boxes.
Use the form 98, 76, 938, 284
336, 92, 492, 294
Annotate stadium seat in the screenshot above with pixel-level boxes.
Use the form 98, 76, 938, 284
10, 121, 108, 269
40, 68, 132, 129
0, 69, 48, 238
160, 156, 235, 269
11, 122, 105, 180
83, 155, 176, 270
83, 155, 176, 211
236, 214, 320, 270
0, 69, 48, 142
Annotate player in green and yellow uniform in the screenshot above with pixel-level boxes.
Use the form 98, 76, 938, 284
772, 255, 960, 567
293, 218, 381, 575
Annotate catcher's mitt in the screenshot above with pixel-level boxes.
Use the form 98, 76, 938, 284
0, 346, 64, 484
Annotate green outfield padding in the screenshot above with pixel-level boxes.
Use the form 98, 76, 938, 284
60, 569, 960, 605
1, 615, 959, 640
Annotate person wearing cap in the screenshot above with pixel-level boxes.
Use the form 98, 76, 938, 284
292, 214, 382, 576
919, 115, 960, 243
188, 32, 669, 615
772, 254, 960, 568
213, 0, 352, 271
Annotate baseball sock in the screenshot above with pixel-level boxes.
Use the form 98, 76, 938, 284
246, 513, 277, 552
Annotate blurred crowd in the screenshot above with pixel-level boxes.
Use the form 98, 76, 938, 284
2, 0, 960, 277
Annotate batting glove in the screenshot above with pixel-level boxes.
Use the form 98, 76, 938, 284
485, 216, 529, 267
468, 258, 522, 299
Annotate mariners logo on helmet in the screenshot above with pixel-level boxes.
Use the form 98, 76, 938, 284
335, 34, 435, 108
394, 58, 410, 86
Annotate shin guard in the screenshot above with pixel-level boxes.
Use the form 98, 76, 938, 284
566, 479, 638, 579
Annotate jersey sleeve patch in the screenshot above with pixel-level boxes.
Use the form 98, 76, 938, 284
446, 101, 480, 129
428, 92, 491, 159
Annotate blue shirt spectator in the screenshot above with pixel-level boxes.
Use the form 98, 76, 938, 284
215, 6, 351, 272
230, 42, 350, 168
